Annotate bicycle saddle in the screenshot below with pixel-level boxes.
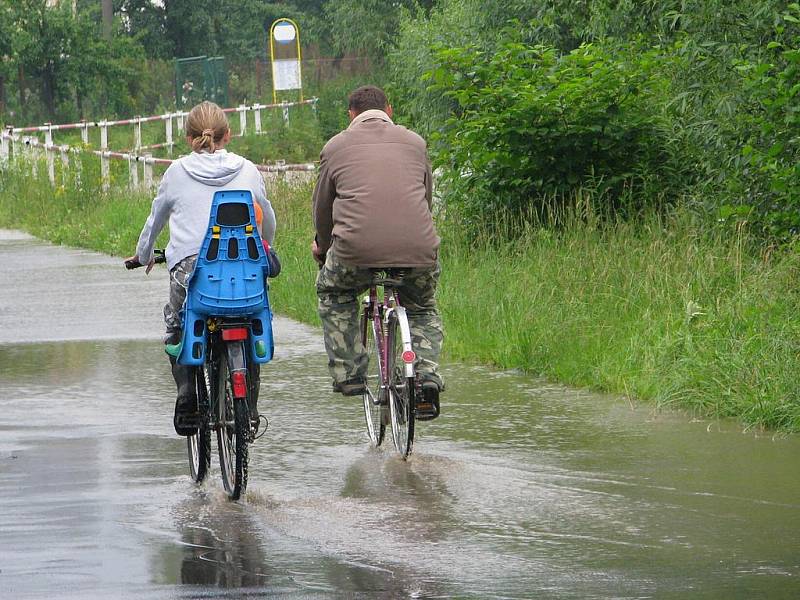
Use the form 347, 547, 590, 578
371, 268, 411, 288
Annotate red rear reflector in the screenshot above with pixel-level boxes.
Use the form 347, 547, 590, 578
232, 371, 247, 398
222, 327, 248, 341
402, 350, 416, 363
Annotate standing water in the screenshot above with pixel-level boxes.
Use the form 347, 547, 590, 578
1, 230, 798, 599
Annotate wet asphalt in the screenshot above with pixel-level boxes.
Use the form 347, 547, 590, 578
1, 230, 799, 599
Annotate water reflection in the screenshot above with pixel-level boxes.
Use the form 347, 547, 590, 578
341, 452, 456, 544
174, 494, 270, 588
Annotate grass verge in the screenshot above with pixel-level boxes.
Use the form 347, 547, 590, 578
1, 161, 798, 431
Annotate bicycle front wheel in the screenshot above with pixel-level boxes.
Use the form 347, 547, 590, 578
187, 365, 211, 483
215, 342, 249, 500
388, 310, 415, 458
361, 301, 386, 446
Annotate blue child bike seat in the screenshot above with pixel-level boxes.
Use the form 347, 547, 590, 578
177, 190, 274, 366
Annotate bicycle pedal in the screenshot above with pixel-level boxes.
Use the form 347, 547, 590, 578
252, 415, 269, 441
415, 402, 439, 421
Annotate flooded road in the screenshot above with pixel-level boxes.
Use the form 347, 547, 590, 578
1, 229, 799, 599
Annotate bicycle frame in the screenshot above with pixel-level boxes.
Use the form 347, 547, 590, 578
360, 273, 419, 457
367, 284, 416, 399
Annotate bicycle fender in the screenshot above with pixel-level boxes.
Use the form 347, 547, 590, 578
225, 339, 247, 372
393, 306, 415, 379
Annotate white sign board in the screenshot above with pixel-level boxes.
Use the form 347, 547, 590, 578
273, 23, 297, 42
273, 59, 301, 91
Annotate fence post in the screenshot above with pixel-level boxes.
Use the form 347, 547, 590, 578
100, 121, 110, 190
60, 145, 69, 183
10, 131, 19, 165
24, 137, 38, 177
238, 104, 247, 136
134, 116, 142, 152
81, 119, 89, 145
165, 114, 174, 156
312, 97, 319, 119
143, 153, 153, 189
254, 104, 262, 134
0, 129, 8, 167
177, 112, 185, 133
8, 131, 16, 165
44, 123, 55, 185
281, 102, 289, 125
129, 154, 139, 189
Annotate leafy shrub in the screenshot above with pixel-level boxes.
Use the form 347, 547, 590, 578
726, 7, 800, 237
427, 39, 684, 227
311, 72, 389, 141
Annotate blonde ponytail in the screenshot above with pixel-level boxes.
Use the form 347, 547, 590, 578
186, 101, 229, 153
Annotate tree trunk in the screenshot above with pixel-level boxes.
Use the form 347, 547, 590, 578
101, 0, 113, 39
42, 63, 56, 118
75, 89, 83, 119
17, 65, 24, 111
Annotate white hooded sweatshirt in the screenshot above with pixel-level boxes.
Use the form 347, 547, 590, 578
135, 150, 276, 270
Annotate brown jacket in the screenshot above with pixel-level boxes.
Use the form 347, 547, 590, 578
312, 110, 440, 267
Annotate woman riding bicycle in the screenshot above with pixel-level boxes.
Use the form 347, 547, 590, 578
126, 101, 276, 436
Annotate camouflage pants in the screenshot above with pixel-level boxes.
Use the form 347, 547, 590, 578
163, 255, 198, 343
316, 248, 444, 389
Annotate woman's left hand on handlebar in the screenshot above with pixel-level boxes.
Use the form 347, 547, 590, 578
124, 254, 156, 273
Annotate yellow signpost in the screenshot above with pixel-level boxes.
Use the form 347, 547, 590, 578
269, 18, 303, 104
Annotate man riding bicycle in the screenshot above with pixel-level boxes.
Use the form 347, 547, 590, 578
312, 85, 443, 418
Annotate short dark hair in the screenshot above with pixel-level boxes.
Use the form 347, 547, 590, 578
348, 85, 389, 114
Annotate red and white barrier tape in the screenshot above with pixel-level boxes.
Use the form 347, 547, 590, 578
7, 98, 318, 134
1, 133, 316, 172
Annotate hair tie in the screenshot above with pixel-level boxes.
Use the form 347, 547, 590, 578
202, 128, 214, 136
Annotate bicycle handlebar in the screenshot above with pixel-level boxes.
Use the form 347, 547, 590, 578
125, 249, 166, 270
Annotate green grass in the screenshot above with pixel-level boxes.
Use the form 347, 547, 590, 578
1, 161, 798, 431
437, 213, 800, 431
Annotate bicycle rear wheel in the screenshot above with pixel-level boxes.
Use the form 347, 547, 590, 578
215, 342, 249, 500
361, 300, 386, 446
187, 365, 211, 483
388, 310, 415, 458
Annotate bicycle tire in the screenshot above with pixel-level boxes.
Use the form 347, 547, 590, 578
388, 310, 415, 458
187, 365, 211, 483
361, 300, 386, 446
215, 342, 249, 500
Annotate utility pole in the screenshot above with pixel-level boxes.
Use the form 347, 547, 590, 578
101, 0, 113, 39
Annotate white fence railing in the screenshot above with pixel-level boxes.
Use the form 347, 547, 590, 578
0, 98, 318, 190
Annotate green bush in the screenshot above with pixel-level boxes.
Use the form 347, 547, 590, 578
428, 39, 684, 227
727, 8, 800, 237
311, 72, 387, 141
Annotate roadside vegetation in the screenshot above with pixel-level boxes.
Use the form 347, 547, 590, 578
1, 166, 798, 431
2, 1, 799, 431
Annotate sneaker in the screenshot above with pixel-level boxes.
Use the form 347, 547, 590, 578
333, 377, 367, 396
416, 380, 440, 421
